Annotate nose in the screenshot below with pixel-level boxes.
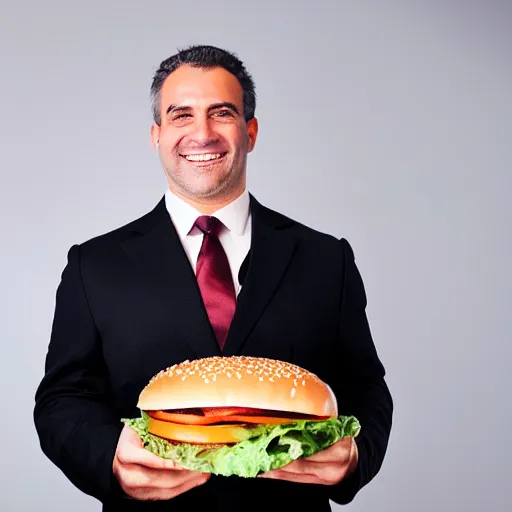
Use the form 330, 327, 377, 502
190, 115, 217, 145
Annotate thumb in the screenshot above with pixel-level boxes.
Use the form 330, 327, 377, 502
119, 424, 184, 470
123, 423, 144, 446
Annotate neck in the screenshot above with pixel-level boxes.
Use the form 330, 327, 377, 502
168, 183, 246, 215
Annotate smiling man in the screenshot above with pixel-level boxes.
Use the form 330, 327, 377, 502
34, 46, 393, 512
152, 63, 257, 210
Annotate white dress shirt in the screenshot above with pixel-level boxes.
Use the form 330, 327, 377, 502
164, 189, 252, 296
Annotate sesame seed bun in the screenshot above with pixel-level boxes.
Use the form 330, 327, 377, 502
137, 356, 338, 417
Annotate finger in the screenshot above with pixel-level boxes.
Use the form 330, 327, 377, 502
121, 465, 209, 493
260, 460, 348, 485
274, 459, 307, 474
303, 438, 352, 462
168, 472, 211, 498
142, 467, 209, 490
117, 443, 172, 470
259, 470, 323, 485
117, 426, 180, 470
268, 459, 325, 475
123, 423, 146, 446
127, 472, 209, 502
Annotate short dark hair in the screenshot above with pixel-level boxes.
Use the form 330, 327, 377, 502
150, 45, 256, 125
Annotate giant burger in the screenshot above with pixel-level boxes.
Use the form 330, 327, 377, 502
122, 356, 360, 478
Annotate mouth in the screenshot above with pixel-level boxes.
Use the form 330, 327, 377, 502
180, 152, 227, 164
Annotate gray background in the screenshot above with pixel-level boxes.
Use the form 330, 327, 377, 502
1, 1, 511, 511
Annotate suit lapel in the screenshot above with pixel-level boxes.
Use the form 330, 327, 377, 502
223, 196, 297, 356
120, 198, 222, 359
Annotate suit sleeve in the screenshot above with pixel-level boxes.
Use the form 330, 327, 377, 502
33, 244, 123, 503
328, 238, 393, 505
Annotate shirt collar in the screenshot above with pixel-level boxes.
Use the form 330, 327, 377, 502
164, 188, 251, 239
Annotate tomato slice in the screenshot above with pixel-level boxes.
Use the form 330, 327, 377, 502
201, 407, 267, 417
148, 410, 328, 425
150, 411, 217, 425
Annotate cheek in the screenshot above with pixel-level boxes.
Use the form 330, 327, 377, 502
217, 123, 244, 144
159, 130, 184, 152
229, 129, 249, 153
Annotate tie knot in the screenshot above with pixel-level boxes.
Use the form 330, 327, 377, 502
194, 215, 223, 236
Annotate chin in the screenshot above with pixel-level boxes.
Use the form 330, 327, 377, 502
189, 176, 240, 200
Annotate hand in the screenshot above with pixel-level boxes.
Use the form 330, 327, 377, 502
113, 424, 211, 501
259, 437, 358, 485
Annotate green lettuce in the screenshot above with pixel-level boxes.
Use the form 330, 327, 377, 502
121, 412, 360, 478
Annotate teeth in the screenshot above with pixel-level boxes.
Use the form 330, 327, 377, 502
184, 153, 223, 162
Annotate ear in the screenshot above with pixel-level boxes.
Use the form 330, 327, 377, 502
246, 117, 259, 153
150, 123, 161, 151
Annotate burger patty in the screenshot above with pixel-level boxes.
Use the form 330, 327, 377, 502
148, 407, 328, 426
163, 407, 324, 418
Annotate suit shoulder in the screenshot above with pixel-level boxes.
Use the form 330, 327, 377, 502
260, 202, 351, 252
69, 198, 165, 255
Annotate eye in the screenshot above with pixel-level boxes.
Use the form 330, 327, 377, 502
174, 113, 191, 120
213, 110, 233, 118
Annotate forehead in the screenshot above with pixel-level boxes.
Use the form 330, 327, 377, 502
160, 65, 243, 109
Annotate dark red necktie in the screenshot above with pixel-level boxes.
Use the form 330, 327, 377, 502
193, 216, 236, 349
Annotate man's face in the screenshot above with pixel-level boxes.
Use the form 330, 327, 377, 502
152, 65, 258, 202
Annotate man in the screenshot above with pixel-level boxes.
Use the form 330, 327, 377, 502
34, 45, 393, 511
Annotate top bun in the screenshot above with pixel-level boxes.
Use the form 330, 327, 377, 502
137, 356, 338, 418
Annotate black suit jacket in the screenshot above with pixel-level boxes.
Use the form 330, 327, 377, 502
34, 194, 393, 511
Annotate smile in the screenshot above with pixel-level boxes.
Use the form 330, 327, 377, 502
181, 153, 226, 162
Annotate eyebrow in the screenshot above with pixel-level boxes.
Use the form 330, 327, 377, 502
166, 102, 240, 116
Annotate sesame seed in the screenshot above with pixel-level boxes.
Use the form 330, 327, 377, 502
144, 356, 320, 393
291, 388, 296, 397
